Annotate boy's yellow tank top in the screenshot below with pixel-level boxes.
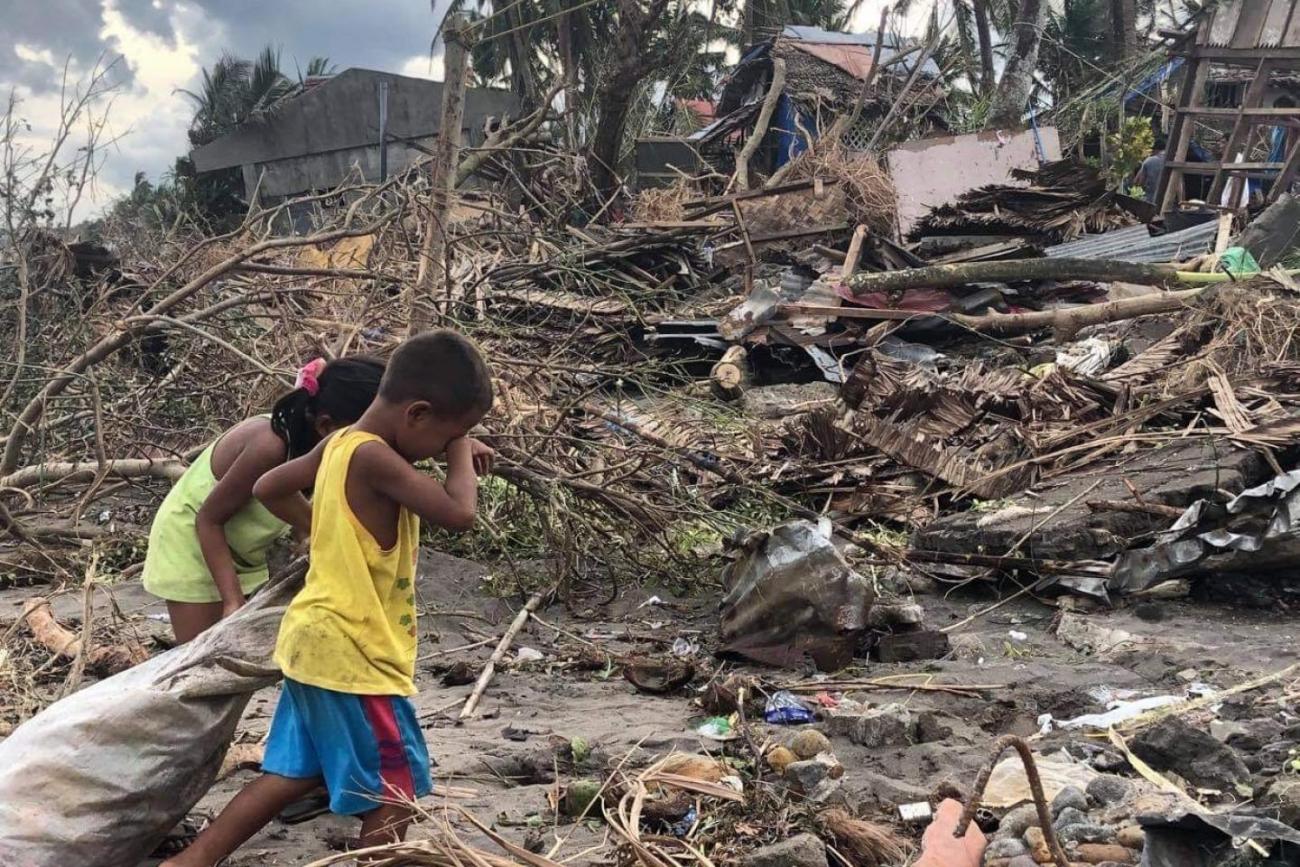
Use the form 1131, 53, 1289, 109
274, 429, 420, 696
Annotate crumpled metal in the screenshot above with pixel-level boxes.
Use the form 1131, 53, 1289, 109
1110, 468, 1300, 594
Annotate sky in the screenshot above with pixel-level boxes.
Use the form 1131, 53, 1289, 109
1, 0, 452, 222
1, 0, 911, 223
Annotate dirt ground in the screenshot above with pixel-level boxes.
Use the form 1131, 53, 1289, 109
2, 547, 1298, 866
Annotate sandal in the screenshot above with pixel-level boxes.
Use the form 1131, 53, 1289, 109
277, 787, 331, 825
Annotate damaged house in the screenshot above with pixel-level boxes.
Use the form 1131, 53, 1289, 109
636, 25, 945, 188
190, 68, 518, 208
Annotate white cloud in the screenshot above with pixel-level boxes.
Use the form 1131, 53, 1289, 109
400, 53, 444, 81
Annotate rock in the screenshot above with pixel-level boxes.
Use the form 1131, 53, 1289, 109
1054, 807, 1090, 830
1007, 858, 1038, 867
1023, 827, 1053, 863
849, 707, 914, 748
872, 629, 951, 663
785, 754, 844, 803
1231, 718, 1285, 752
1130, 717, 1251, 792
915, 711, 953, 744
985, 837, 1030, 859
1086, 775, 1133, 806
1051, 785, 1089, 818
1209, 720, 1249, 744
741, 833, 828, 867
1058, 823, 1115, 844
997, 804, 1041, 839
1075, 843, 1137, 863
1115, 826, 1144, 850
867, 601, 925, 629
1259, 778, 1300, 826
1089, 749, 1129, 773
790, 729, 831, 760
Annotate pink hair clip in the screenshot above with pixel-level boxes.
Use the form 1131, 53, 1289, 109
294, 358, 327, 397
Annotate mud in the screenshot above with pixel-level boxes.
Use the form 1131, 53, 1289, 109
1, 549, 1297, 866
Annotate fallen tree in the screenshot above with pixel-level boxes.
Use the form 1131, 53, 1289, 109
846, 258, 1183, 296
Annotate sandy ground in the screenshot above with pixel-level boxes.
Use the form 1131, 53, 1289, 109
2, 548, 1298, 866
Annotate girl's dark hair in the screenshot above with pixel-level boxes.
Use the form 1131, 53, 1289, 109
271, 356, 386, 458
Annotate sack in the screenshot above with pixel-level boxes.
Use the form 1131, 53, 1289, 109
0, 565, 304, 867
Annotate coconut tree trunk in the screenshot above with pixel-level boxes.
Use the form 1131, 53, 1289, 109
1111, 0, 1138, 59
989, 0, 1047, 127
590, 0, 671, 199
973, 0, 996, 95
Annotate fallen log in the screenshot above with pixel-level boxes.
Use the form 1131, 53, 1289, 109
0, 459, 186, 490
846, 257, 1181, 296
21, 598, 148, 675
710, 345, 749, 401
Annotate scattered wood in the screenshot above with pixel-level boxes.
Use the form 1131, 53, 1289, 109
20, 598, 148, 675
458, 588, 551, 721
709, 345, 749, 401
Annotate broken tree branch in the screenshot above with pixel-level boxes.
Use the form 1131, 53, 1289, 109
847, 257, 1182, 296
459, 587, 551, 720
734, 58, 786, 191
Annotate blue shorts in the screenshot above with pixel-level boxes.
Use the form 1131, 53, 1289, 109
262, 678, 433, 816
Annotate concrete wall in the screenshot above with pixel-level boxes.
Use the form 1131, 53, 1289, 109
244, 138, 437, 198
192, 68, 518, 198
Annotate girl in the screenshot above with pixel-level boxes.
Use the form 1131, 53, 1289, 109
143, 356, 386, 643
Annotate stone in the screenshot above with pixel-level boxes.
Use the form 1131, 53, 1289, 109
872, 629, 950, 663
1115, 826, 1144, 850
1074, 843, 1137, 863
1130, 716, 1251, 792
1259, 778, 1300, 827
1053, 807, 1090, 830
1209, 720, 1250, 744
915, 711, 953, 744
1023, 827, 1053, 863
985, 837, 1030, 859
784, 754, 844, 803
1007, 858, 1038, 867
997, 803, 1041, 839
1058, 823, 1115, 844
848, 707, 914, 748
741, 833, 828, 867
1086, 775, 1133, 806
1051, 785, 1089, 818
789, 729, 832, 760
1089, 749, 1129, 773
867, 601, 925, 629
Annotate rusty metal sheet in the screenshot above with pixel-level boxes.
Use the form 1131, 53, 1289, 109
1209, 0, 1243, 45
788, 41, 875, 80
1231, 0, 1272, 47
888, 128, 1062, 236
1260, 0, 1292, 45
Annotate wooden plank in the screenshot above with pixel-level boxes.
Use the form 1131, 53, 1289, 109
1183, 106, 1300, 116
1267, 138, 1300, 202
1286, 0, 1300, 46
1261, 0, 1292, 45
1158, 52, 1209, 214
1208, 59, 1274, 202
1215, 212, 1235, 253
1193, 45, 1300, 59
1232, 0, 1272, 47
841, 225, 869, 280
1210, 0, 1244, 45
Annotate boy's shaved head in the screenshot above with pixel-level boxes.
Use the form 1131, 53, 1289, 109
380, 330, 493, 418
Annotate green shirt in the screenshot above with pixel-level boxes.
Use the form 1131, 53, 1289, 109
141, 433, 288, 604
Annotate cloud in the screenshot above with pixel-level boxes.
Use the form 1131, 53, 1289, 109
0, 0, 449, 221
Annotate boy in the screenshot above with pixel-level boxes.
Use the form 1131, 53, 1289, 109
162, 330, 495, 867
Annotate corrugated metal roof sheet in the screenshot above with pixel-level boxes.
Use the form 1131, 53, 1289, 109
780, 25, 941, 77
1045, 221, 1218, 263
1202, 0, 1300, 47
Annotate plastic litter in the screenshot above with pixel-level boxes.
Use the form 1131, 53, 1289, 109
764, 690, 815, 725
720, 520, 875, 670
514, 646, 544, 663
695, 716, 735, 740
